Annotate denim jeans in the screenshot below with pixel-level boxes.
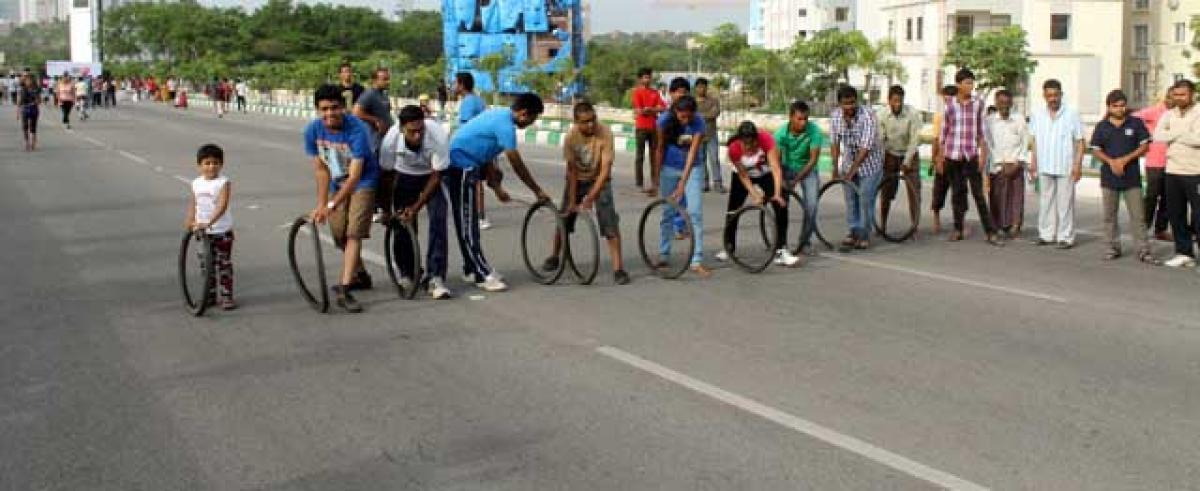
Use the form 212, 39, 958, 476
704, 136, 722, 185
784, 169, 820, 248
659, 165, 706, 265
844, 171, 882, 241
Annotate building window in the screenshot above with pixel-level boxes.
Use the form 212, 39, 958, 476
1176, 73, 1187, 82
1134, 24, 1149, 58
955, 15, 974, 38
888, 20, 895, 39
799, 8, 807, 17
1133, 0, 1149, 10
835, 7, 849, 22
917, 17, 923, 40
906, 18, 913, 41
798, 30, 807, 40
992, 15, 1012, 28
1050, 14, 1070, 41
1176, 22, 1188, 44
1133, 71, 1147, 102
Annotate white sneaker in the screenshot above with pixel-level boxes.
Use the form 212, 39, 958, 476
397, 276, 415, 292
774, 249, 801, 267
462, 272, 476, 283
428, 277, 452, 299
478, 218, 492, 230
1163, 254, 1196, 268
476, 273, 508, 292
714, 250, 730, 262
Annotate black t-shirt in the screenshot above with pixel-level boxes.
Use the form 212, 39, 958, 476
340, 82, 364, 109
1089, 117, 1151, 189
18, 88, 39, 106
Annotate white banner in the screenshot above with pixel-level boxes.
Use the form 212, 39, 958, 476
45, 61, 103, 78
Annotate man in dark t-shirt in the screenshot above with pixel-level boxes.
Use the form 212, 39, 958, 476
338, 63, 365, 109
1089, 89, 1152, 261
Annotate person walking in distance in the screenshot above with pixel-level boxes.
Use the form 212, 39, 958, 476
1134, 90, 1173, 242
829, 85, 885, 252
16, 74, 40, 151
235, 79, 248, 113
878, 85, 923, 234
1154, 79, 1200, 269
983, 90, 1029, 239
929, 85, 956, 234
1028, 79, 1085, 249
695, 77, 725, 194
938, 69, 1002, 246
337, 63, 365, 109
633, 68, 667, 193
54, 73, 75, 130
1089, 89, 1153, 262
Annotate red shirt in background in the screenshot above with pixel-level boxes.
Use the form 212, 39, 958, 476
1134, 103, 1168, 169
632, 86, 665, 130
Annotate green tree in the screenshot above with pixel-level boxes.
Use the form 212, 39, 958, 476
790, 30, 864, 103
698, 22, 748, 72
0, 20, 68, 71
944, 26, 1037, 95
857, 38, 906, 102
476, 46, 514, 104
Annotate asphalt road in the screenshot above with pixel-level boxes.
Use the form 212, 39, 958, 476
2, 101, 1198, 490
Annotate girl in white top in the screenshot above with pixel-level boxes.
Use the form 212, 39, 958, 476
185, 144, 237, 309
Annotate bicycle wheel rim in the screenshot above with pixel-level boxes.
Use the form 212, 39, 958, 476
761, 190, 808, 256
566, 210, 600, 285
815, 179, 860, 250
520, 201, 567, 285
384, 219, 422, 299
638, 198, 694, 279
178, 230, 213, 316
874, 175, 919, 242
729, 204, 777, 273
287, 217, 329, 313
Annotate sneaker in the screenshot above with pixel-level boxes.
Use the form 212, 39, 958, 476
1033, 238, 1053, 246
333, 285, 363, 313
428, 277, 452, 299
371, 211, 384, 224
1056, 241, 1074, 250
541, 256, 561, 272
397, 275, 415, 292
614, 269, 631, 285
1163, 254, 1196, 268
462, 271, 477, 283
476, 273, 508, 292
350, 270, 373, 290
478, 218, 492, 230
774, 249, 801, 267
714, 250, 730, 262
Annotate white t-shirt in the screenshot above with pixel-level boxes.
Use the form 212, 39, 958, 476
235, 82, 248, 97
192, 175, 233, 234
379, 118, 450, 176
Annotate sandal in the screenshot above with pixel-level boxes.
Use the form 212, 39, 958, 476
948, 231, 963, 241
840, 236, 857, 247
855, 240, 869, 250
690, 264, 712, 278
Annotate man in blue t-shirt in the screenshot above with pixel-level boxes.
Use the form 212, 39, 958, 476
455, 72, 487, 125
304, 84, 382, 313
446, 93, 550, 292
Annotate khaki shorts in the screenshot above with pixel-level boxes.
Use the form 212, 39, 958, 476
330, 189, 375, 245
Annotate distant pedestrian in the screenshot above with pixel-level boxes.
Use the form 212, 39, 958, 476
1028, 79, 1085, 249
695, 77, 724, 193
54, 74, 75, 129
632, 68, 667, 192
17, 73, 40, 151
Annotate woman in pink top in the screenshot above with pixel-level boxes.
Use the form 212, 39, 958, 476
1135, 92, 1172, 240
54, 74, 76, 129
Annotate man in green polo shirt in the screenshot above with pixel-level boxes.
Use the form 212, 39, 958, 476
773, 100, 824, 253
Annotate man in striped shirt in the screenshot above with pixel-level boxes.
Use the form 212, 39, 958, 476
937, 68, 1001, 245
829, 85, 883, 252
1028, 79, 1085, 248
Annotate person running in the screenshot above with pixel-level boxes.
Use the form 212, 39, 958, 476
74, 76, 89, 121
1154, 79, 1200, 269
16, 74, 40, 151
379, 105, 453, 299
714, 121, 799, 267
304, 84, 383, 313
54, 74, 75, 129
1029, 79, 1085, 249
695, 77, 725, 194
1089, 89, 1152, 262
654, 94, 711, 277
983, 90, 1029, 239
877, 85, 923, 234
539, 102, 632, 284
939, 69, 1001, 245
1135, 90, 1173, 242
633, 68, 667, 193
829, 85, 884, 252
185, 143, 237, 310
929, 84, 956, 234
235, 79, 248, 113
338, 63, 365, 109
774, 100, 823, 254
447, 93, 550, 292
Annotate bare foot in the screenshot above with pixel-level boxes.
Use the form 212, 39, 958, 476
690, 264, 712, 278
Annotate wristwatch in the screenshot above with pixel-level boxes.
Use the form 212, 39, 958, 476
326, 201, 337, 210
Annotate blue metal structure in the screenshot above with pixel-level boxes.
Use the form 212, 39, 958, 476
442, 0, 586, 96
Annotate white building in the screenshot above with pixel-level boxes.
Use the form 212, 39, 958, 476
750, 0, 857, 50
18, 0, 70, 24
1125, 0, 1198, 107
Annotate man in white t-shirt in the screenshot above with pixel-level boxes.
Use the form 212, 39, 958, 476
235, 79, 248, 112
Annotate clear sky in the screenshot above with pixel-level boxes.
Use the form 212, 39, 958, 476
202, 0, 752, 34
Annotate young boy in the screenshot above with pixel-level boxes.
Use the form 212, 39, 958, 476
774, 100, 823, 253
544, 101, 631, 284
185, 144, 236, 310
1089, 89, 1152, 261
304, 84, 382, 313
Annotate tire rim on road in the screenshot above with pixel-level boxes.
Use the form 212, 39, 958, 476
520, 200, 569, 285
638, 197, 695, 280
287, 216, 329, 313
178, 229, 215, 317
383, 217, 422, 299
814, 179, 861, 250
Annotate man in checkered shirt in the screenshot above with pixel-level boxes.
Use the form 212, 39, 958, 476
829, 85, 884, 252
937, 68, 1003, 246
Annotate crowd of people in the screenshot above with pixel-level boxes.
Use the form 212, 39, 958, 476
5, 69, 161, 150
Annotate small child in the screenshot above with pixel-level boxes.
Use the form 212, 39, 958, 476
184, 143, 236, 309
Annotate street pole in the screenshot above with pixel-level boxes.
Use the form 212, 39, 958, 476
96, 0, 104, 64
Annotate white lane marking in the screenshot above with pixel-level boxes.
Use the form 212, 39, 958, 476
82, 136, 106, 148
596, 346, 991, 491
171, 175, 191, 184
118, 150, 148, 165
825, 254, 1068, 304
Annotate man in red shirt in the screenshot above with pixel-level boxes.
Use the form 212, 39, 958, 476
1134, 90, 1172, 241
632, 68, 666, 192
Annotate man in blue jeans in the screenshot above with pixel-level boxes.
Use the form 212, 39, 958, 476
774, 100, 823, 254
829, 86, 883, 252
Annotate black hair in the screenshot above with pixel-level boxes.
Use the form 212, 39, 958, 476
339, 62, 353, 72
669, 77, 691, 94
1105, 89, 1127, 106
995, 89, 1013, 100
695, 77, 709, 87
662, 95, 698, 148
729, 120, 758, 146
398, 104, 425, 125
1042, 79, 1063, 91
887, 85, 905, 99
836, 85, 858, 102
372, 67, 389, 80
573, 101, 596, 119
941, 85, 958, 97
196, 143, 224, 163
313, 83, 344, 107
955, 68, 975, 84
512, 92, 544, 116
1171, 79, 1196, 92
637, 67, 652, 78
455, 72, 475, 92
789, 100, 810, 115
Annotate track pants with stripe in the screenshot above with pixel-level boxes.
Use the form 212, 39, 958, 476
443, 166, 494, 282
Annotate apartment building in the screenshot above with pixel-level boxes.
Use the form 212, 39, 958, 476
749, 0, 857, 50
18, 0, 69, 25
1125, 0, 1198, 107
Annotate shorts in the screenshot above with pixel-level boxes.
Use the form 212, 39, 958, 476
563, 180, 620, 238
329, 189, 375, 245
